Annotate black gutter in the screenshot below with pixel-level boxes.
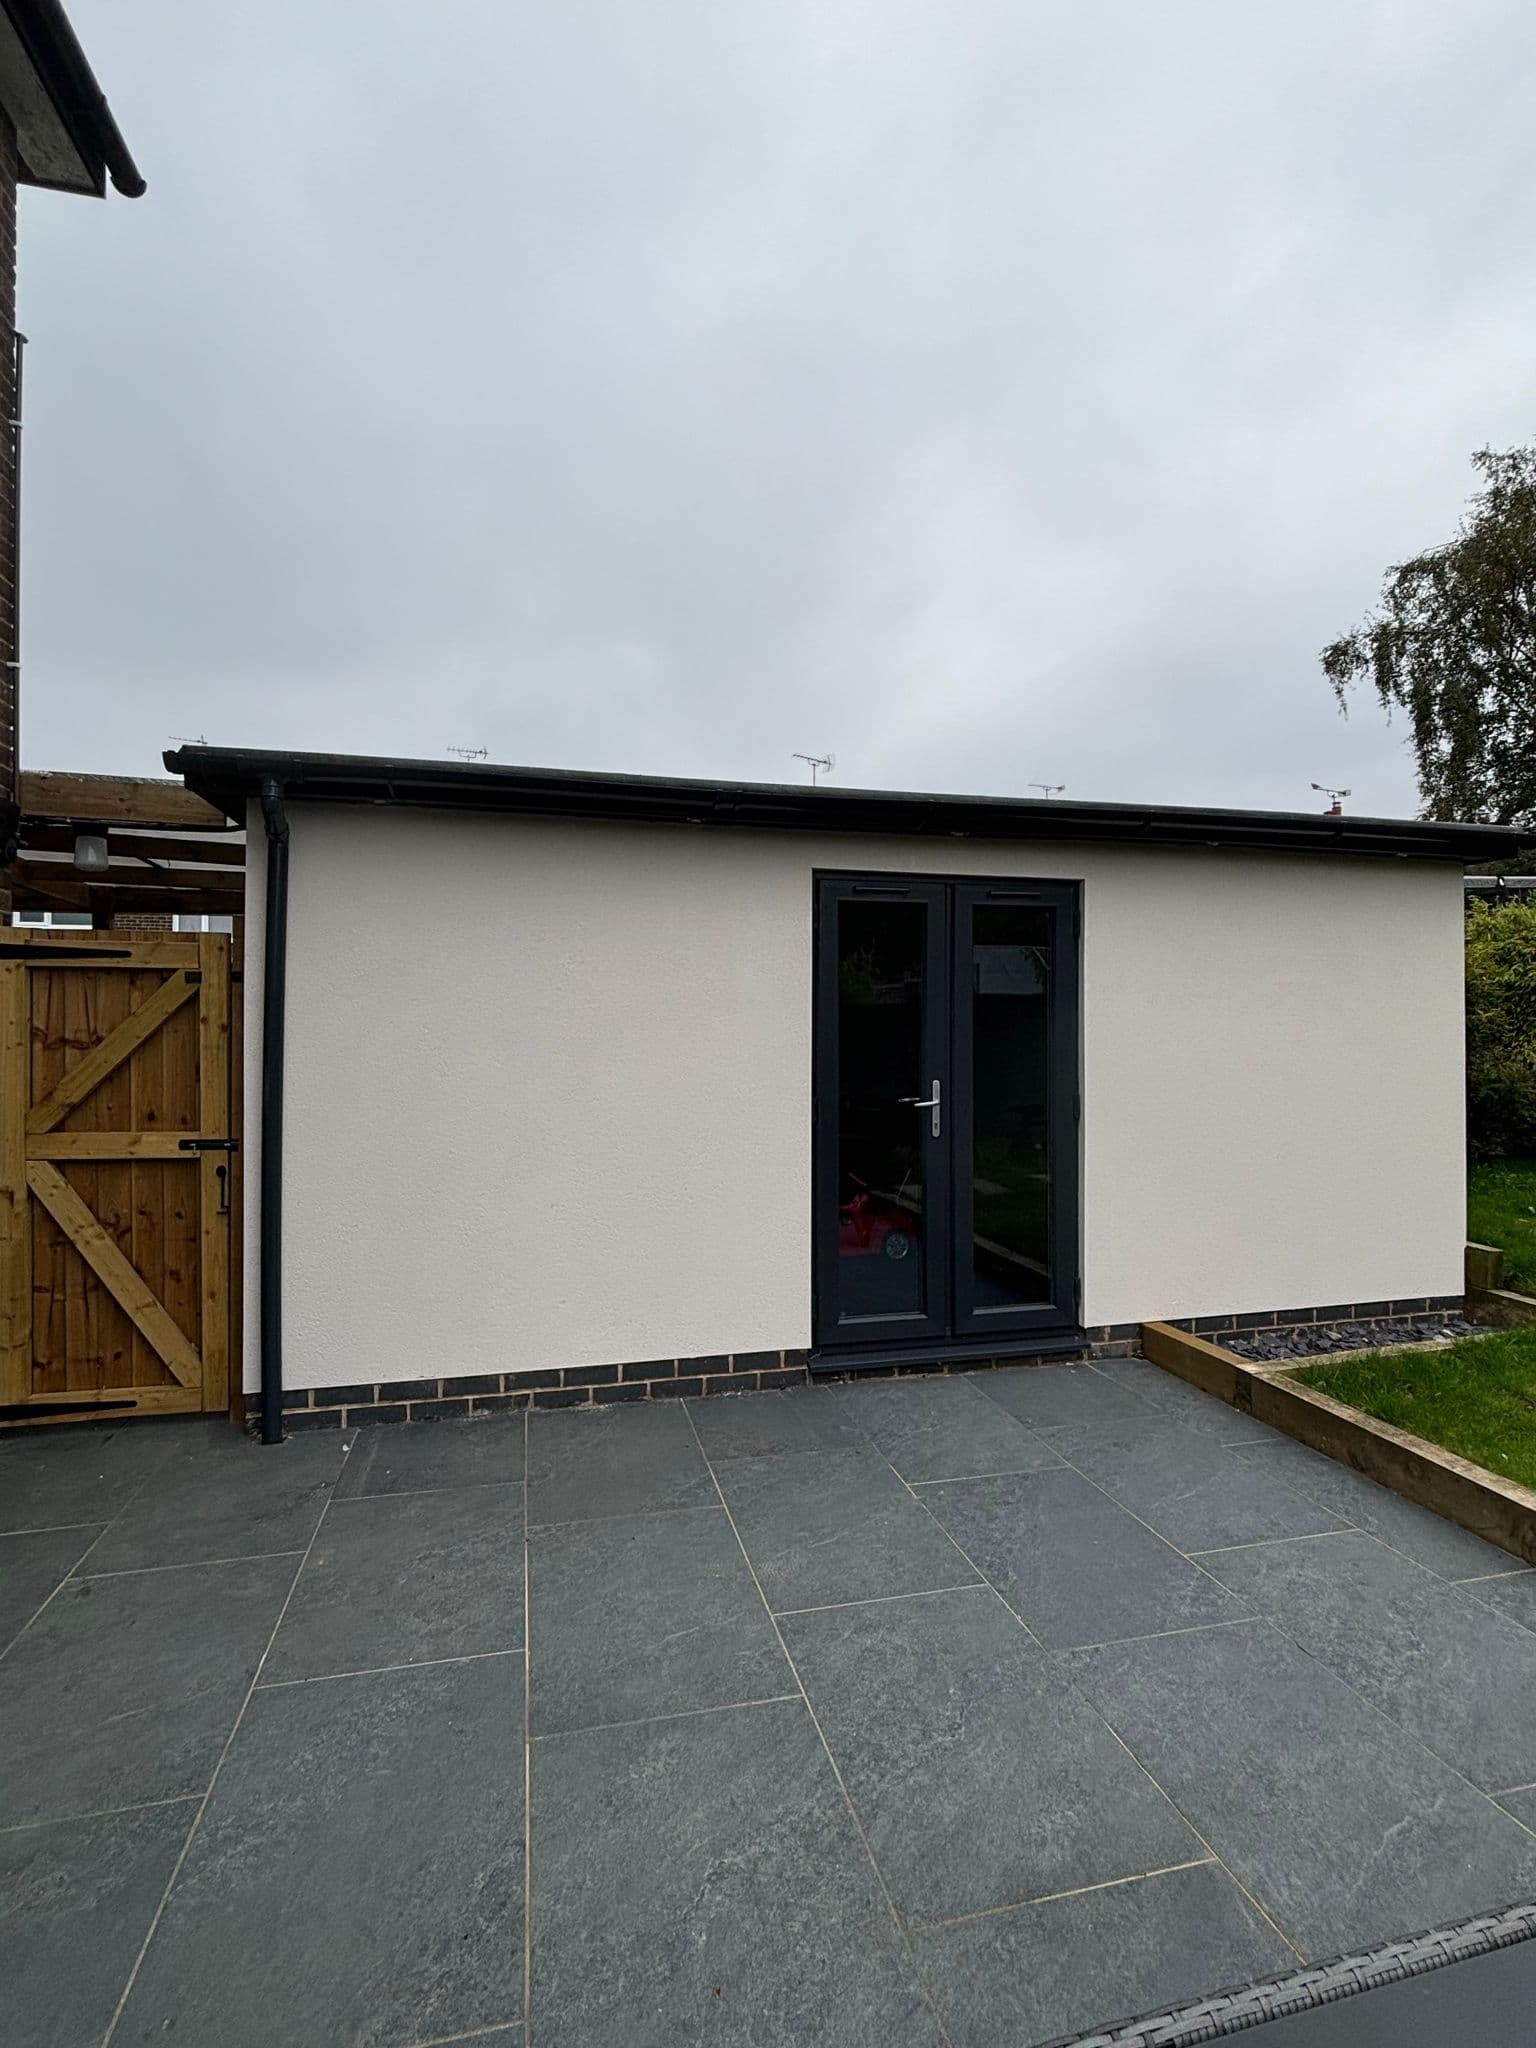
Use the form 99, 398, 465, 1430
257, 779, 289, 1445
165, 744, 1536, 865
2, 0, 146, 196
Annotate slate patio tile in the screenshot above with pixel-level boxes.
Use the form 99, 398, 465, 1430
686, 1389, 826, 1460
334, 1414, 524, 1498
1088, 1358, 1280, 1444
781, 1585, 1201, 1923
1048, 1420, 1346, 1553
86, 1429, 350, 1571
1203, 1531, 1536, 1790
0, 1423, 168, 1535
1464, 1569, 1536, 1633
916, 1862, 1292, 2048
0, 1524, 104, 1652
527, 1402, 716, 1525
1496, 1786, 1536, 1829
919, 1467, 1249, 1648
263, 1485, 524, 1682
713, 1449, 979, 1612
0, 1802, 196, 2048
113, 1659, 524, 2048
971, 1361, 1162, 1435
529, 1504, 790, 1733
1067, 1617, 1536, 1955
775, 1384, 874, 1450
0, 1556, 294, 1826
837, 1375, 1061, 1482
531, 1698, 941, 2048
1230, 1438, 1514, 1579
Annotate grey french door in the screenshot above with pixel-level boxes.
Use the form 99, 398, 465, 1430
812, 874, 1080, 1361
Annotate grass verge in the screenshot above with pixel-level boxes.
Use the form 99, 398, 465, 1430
1295, 1328, 1536, 1491
1468, 1159, 1536, 1293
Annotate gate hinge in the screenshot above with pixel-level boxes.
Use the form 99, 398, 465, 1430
178, 1137, 241, 1153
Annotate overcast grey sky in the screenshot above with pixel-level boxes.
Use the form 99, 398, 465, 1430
17, 0, 1536, 811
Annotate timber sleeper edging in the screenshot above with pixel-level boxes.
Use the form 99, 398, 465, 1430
1140, 1319, 1536, 1569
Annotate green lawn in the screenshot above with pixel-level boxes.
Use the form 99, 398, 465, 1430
1295, 1327, 1536, 1490
1468, 1158, 1536, 1292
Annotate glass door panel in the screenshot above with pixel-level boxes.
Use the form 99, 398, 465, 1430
967, 906, 1053, 1309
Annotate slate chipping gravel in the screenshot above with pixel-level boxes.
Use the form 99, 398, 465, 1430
1225, 1316, 1480, 1363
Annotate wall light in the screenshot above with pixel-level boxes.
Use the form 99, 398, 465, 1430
72, 833, 109, 874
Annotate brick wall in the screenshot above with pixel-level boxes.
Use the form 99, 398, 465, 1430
0, 108, 17, 919
110, 911, 176, 934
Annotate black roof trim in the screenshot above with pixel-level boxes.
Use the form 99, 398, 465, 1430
3, 0, 144, 196
164, 745, 1535, 863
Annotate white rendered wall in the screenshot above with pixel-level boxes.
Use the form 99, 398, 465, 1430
242, 803, 1467, 1390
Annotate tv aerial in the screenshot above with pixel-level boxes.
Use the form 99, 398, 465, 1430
793, 752, 835, 786
448, 746, 490, 763
1028, 782, 1066, 799
1311, 782, 1351, 814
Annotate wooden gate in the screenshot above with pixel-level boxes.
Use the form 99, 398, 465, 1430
0, 929, 237, 1424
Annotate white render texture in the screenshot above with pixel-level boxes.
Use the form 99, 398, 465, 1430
242, 802, 1467, 1391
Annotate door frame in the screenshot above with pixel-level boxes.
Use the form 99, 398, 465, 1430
810, 870, 1082, 1367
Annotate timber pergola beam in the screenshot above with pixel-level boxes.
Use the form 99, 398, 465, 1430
7, 770, 246, 922
20, 770, 235, 832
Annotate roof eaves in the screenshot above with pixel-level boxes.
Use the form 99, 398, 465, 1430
163, 745, 1536, 865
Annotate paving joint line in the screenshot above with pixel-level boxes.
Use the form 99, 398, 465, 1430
532, 1693, 804, 1741
99, 1455, 345, 2045
882, 1441, 1305, 1968
258, 1647, 525, 1689
0, 1443, 167, 1669
680, 1401, 959, 2048
912, 1856, 1219, 1931
0, 1792, 203, 1836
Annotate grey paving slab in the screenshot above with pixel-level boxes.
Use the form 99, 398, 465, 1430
86, 1428, 350, 1571
0, 1422, 169, 1534
973, 1361, 1163, 1435
919, 1467, 1249, 1649
334, 1414, 524, 1497
263, 1484, 524, 1683
0, 1555, 294, 1826
114, 1658, 524, 2048
1068, 1618, 1536, 1955
0, 1523, 104, 1651
713, 1448, 979, 1612
776, 1383, 875, 1450
1204, 1532, 1536, 1791
1089, 1357, 1283, 1444
916, 1862, 1292, 2048
531, 1697, 941, 2047
781, 1585, 1201, 1923
529, 1504, 790, 1734
1497, 1785, 1536, 1827
686, 1388, 826, 1459
1242, 1935, 1536, 2047
1231, 1437, 1515, 1579
1465, 1569, 1536, 1633
837, 1375, 1062, 1482
528, 1401, 716, 1525
0, 1801, 196, 2048
1048, 1419, 1347, 1554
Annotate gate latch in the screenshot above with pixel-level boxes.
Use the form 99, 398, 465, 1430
178, 1137, 242, 1153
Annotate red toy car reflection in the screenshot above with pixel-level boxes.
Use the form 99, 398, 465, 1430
839, 1181, 919, 1260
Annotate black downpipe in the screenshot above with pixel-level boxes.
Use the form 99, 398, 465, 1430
258, 780, 290, 1444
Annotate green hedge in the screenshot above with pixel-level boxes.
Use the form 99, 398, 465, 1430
1466, 897, 1536, 1161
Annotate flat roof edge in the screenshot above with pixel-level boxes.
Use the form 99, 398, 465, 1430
164, 745, 1534, 863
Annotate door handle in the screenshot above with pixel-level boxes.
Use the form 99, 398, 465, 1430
899, 1081, 942, 1137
